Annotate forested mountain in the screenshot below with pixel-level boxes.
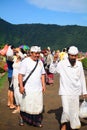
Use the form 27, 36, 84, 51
0, 18, 87, 51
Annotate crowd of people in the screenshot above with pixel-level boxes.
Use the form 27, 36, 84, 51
0, 44, 87, 130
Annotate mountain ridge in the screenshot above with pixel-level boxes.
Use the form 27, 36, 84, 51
0, 18, 87, 52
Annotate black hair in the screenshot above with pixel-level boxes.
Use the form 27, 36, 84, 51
11, 45, 15, 49
20, 48, 26, 54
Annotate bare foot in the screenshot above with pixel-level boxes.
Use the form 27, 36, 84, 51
61, 124, 66, 130
9, 105, 16, 109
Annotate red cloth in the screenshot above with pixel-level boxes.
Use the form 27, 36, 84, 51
46, 73, 54, 84
3, 63, 8, 71
0, 45, 9, 56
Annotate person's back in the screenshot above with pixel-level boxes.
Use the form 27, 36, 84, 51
7, 60, 13, 78
46, 52, 53, 66
6, 59, 15, 109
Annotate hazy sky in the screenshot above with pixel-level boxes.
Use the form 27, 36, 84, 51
0, 0, 87, 26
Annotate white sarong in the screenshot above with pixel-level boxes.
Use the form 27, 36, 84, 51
20, 90, 43, 114
61, 95, 81, 129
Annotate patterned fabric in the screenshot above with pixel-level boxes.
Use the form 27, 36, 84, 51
20, 111, 42, 125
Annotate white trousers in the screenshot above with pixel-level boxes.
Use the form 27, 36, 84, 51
61, 95, 81, 129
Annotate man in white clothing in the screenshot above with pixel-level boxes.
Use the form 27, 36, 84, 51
18, 46, 46, 127
49, 46, 87, 130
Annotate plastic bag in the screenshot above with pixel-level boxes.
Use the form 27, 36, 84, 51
79, 99, 87, 118
6, 46, 14, 61
6, 46, 13, 57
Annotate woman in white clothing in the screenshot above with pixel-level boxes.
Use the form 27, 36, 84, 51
18, 46, 46, 127
12, 55, 22, 113
49, 46, 87, 130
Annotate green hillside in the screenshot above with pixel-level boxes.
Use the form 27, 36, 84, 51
0, 18, 87, 51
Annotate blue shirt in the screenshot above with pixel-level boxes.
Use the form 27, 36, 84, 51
6, 60, 13, 78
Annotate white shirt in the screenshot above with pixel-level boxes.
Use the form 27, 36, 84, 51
19, 57, 46, 92
49, 58, 87, 95
13, 61, 21, 77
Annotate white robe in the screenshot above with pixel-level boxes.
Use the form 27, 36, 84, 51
61, 95, 81, 129
13, 61, 22, 105
19, 57, 46, 114
49, 58, 87, 129
49, 58, 87, 95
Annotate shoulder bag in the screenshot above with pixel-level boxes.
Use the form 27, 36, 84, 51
23, 60, 38, 87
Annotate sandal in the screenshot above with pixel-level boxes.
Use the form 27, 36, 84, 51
12, 109, 20, 114
19, 118, 24, 126
37, 124, 43, 128
10, 105, 16, 110
33, 123, 43, 128
7, 104, 10, 107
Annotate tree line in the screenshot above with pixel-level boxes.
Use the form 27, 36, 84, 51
0, 18, 87, 52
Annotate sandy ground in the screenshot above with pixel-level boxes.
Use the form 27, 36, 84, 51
0, 74, 87, 130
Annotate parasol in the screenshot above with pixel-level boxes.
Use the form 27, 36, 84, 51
19, 45, 29, 51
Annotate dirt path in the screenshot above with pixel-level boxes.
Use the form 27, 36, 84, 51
0, 74, 87, 130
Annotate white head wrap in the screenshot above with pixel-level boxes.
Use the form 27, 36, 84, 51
68, 46, 78, 55
30, 46, 41, 52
